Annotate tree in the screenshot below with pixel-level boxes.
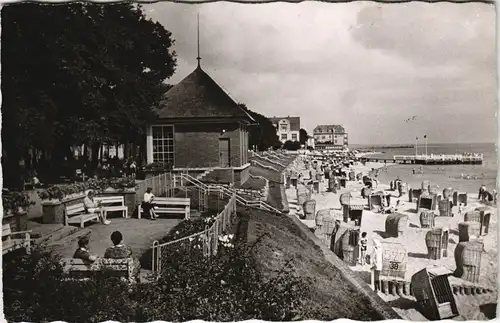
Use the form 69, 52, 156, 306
282, 141, 301, 151
237, 104, 281, 151
2, 3, 177, 185
299, 128, 309, 145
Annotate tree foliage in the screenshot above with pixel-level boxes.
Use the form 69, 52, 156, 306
1, 3, 177, 184
238, 103, 282, 151
283, 140, 301, 151
299, 128, 309, 145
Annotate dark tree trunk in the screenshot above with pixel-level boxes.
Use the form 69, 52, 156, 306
90, 142, 100, 171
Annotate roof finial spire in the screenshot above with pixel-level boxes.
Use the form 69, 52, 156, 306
196, 13, 201, 67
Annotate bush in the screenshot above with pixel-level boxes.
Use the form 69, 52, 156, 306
2, 191, 36, 215
3, 248, 136, 323
137, 234, 314, 322
37, 176, 136, 200
158, 210, 219, 244
143, 162, 173, 172
283, 140, 301, 151
4, 235, 315, 322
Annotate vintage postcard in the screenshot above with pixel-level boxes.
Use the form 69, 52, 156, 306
1, 0, 497, 321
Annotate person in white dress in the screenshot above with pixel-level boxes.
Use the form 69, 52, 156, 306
371, 239, 383, 291
83, 190, 110, 225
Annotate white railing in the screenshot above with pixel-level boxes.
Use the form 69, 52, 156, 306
253, 153, 287, 168
394, 154, 484, 162
249, 159, 280, 172
151, 194, 237, 274
136, 173, 171, 201
176, 172, 283, 215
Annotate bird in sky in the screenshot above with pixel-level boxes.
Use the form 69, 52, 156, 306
404, 116, 417, 123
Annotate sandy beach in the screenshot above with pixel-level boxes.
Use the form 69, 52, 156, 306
285, 155, 497, 321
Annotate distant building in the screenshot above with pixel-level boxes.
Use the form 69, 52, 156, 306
269, 116, 300, 143
313, 124, 348, 150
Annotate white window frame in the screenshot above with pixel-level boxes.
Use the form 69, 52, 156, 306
150, 124, 175, 165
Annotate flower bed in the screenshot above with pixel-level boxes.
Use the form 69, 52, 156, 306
157, 210, 218, 244
37, 177, 136, 201
2, 191, 35, 215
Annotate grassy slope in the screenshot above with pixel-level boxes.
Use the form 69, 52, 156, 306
244, 208, 385, 320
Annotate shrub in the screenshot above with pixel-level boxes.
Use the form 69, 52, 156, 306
283, 140, 301, 151
2, 191, 36, 215
3, 248, 136, 323
140, 235, 313, 321
37, 177, 136, 200
158, 210, 218, 244
4, 236, 314, 322
143, 162, 173, 172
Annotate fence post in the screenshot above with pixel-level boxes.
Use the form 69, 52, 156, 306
214, 219, 218, 256
160, 174, 164, 196
152, 240, 159, 274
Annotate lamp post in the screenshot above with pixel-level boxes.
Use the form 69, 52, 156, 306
424, 135, 428, 156
415, 136, 418, 156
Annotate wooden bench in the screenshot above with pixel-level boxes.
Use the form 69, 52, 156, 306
61, 258, 135, 283
2, 223, 31, 255
138, 197, 190, 220
64, 203, 100, 228
94, 196, 128, 218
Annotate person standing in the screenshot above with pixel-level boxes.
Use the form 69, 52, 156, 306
129, 161, 137, 179
479, 184, 486, 200
371, 239, 383, 291
398, 181, 403, 198
358, 232, 368, 265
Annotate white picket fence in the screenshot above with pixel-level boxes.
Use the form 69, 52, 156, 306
151, 194, 237, 274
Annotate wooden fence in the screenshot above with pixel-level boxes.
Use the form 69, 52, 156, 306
135, 173, 172, 201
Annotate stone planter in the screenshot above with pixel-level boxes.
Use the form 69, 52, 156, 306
3, 209, 28, 232
42, 193, 87, 224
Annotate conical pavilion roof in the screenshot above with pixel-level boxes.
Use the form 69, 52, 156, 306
156, 66, 254, 122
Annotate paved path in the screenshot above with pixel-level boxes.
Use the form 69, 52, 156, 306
53, 218, 181, 259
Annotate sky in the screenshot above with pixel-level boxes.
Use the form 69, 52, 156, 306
144, 2, 497, 145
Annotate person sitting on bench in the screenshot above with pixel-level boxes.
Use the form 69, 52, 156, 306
143, 187, 158, 220
73, 236, 98, 263
104, 231, 141, 280
83, 190, 111, 225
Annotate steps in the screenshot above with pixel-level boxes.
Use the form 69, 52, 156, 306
175, 172, 284, 215
196, 169, 212, 181
34, 225, 81, 246
37, 226, 92, 255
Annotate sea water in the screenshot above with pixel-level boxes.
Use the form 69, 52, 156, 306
351, 143, 497, 193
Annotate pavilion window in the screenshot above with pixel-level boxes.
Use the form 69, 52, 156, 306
152, 125, 174, 164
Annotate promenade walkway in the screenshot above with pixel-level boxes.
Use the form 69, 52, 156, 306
50, 218, 181, 259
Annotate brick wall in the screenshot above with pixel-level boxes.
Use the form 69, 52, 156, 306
236, 166, 250, 185
174, 123, 243, 168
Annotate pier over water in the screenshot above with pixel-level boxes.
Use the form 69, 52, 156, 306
362, 153, 483, 165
